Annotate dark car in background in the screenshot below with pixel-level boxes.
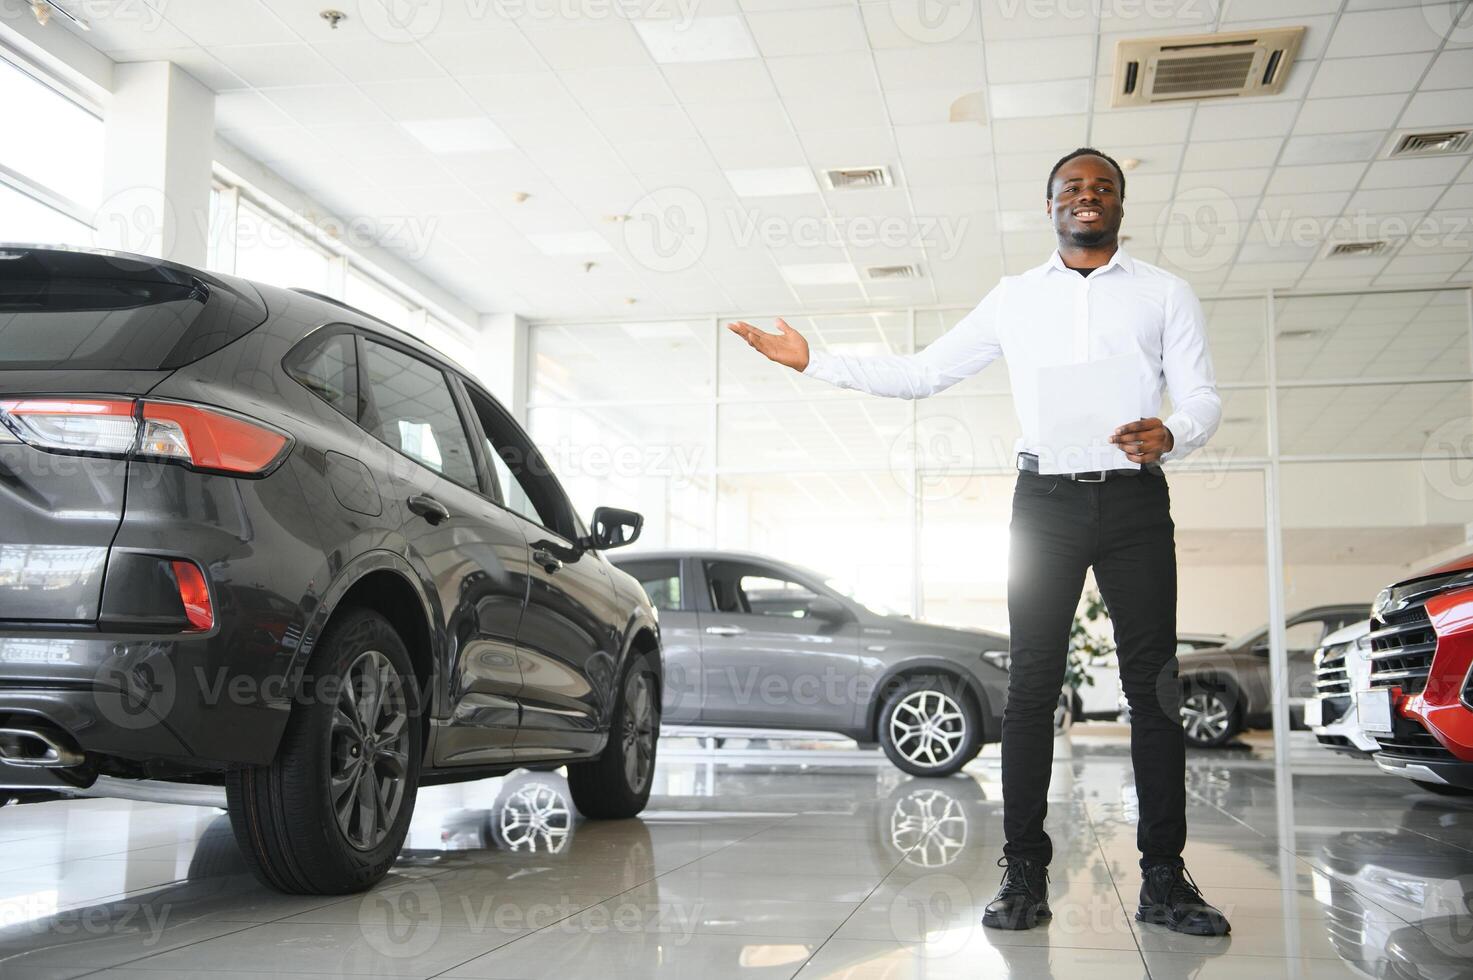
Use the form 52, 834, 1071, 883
1175, 604, 1369, 747
0, 246, 661, 894
1362, 553, 1473, 794
612, 549, 1010, 777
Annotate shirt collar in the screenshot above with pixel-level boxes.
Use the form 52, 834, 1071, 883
1040, 246, 1134, 278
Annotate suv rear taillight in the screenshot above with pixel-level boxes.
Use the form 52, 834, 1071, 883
0, 397, 290, 476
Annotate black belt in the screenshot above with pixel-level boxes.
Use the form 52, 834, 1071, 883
1016, 453, 1147, 483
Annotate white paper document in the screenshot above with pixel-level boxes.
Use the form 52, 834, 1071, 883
1034, 354, 1141, 474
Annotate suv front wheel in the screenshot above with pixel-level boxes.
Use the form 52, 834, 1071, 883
226, 608, 422, 894
878, 676, 981, 777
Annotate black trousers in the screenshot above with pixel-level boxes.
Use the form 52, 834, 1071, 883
1001, 467, 1186, 868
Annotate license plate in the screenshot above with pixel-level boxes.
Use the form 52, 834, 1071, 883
1357, 689, 1394, 735
1303, 697, 1323, 728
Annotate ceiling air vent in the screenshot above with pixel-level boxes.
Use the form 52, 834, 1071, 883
822, 166, 892, 190
1326, 241, 1389, 258
1388, 130, 1472, 157
1112, 26, 1305, 108
865, 264, 919, 281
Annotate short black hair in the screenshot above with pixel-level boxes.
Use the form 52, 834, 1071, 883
1047, 147, 1125, 201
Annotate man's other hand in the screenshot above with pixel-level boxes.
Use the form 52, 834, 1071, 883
1110, 417, 1174, 465
727, 318, 810, 372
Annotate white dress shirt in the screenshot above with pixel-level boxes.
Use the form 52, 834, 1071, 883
802, 247, 1221, 470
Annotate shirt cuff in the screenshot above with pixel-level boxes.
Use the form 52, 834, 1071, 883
801, 349, 832, 380
1159, 414, 1193, 463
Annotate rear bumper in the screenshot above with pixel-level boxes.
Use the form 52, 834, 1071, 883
0, 629, 295, 774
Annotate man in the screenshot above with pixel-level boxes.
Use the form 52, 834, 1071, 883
728, 148, 1230, 937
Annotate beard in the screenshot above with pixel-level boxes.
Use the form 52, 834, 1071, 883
1068, 226, 1113, 247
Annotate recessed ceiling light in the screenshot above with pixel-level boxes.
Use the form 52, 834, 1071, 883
400, 117, 510, 154
603, 214, 630, 223
527, 231, 613, 256
988, 79, 1088, 119
1119, 158, 1141, 171
634, 15, 757, 64
949, 91, 987, 125
780, 263, 859, 286
511, 191, 531, 204
725, 167, 818, 198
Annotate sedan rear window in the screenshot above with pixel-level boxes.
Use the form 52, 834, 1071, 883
0, 275, 263, 370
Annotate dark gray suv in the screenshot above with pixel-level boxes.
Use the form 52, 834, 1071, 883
612, 550, 1010, 776
0, 246, 661, 894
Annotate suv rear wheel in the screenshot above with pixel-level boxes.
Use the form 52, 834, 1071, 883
878, 676, 981, 777
567, 651, 658, 819
1180, 686, 1239, 748
226, 608, 421, 894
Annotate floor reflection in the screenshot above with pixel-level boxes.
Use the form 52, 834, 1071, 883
0, 733, 1467, 978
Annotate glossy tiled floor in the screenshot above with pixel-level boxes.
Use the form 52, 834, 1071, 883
1, 729, 1469, 979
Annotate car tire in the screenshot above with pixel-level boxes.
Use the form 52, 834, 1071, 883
567, 651, 659, 820
878, 676, 982, 778
225, 608, 422, 894
1411, 779, 1473, 797
1180, 685, 1240, 749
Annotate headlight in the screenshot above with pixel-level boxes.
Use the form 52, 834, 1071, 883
982, 650, 1011, 671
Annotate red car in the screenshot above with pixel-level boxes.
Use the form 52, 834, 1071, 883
1363, 553, 1473, 794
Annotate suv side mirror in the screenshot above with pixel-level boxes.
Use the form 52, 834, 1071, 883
587, 506, 642, 550
807, 595, 847, 622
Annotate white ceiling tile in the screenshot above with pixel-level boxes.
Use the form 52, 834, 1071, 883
989, 115, 1088, 151
312, 39, 442, 80
786, 96, 892, 132
1294, 94, 1408, 137
594, 105, 698, 145
1361, 156, 1470, 189
159, 0, 298, 45
884, 87, 979, 126
766, 52, 881, 102
214, 90, 295, 131
520, 21, 652, 70
1324, 8, 1450, 58
458, 74, 581, 117
1308, 52, 1435, 98
662, 60, 778, 103
1263, 162, 1369, 195
1177, 169, 1272, 198
1346, 185, 1446, 213
1256, 191, 1353, 218
1221, 0, 1342, 21
989, 79, 1089, 119
134, 47, 247, 91
618, 138, 719, 176
420, 29, 548, 75
980, 3, 1097, 39
1191, 102, 1300, 140
1091, 107, 1193, 147
358, 79, 483, 121
261, 85, 387, 126
562, 68, 676, 110
984, 36, 1094, 84
745, 8, 868, 57
633, 15, 758, 63
210, 44, 340, 88
900, 155, 995, 188
1398, 89, 1473, 128
1279, 130, 1385, 165
874, 45, 985, 90
799, 128, 899, 168
895, 122, 991, 160
1423, 47, 1473, 89
859, 1, 981, 48
1182, 137, 1283, 170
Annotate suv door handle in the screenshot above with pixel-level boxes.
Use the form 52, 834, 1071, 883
532, 548, 563, 573
704, 625, 745, 636
407, 493, 450, 525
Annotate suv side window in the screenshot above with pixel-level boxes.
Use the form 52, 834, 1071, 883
705, 561, 822, 619
465, 386, 577, 539
284, 329, 358, 420
618, 559, 683, 612
361, 339, 478, 490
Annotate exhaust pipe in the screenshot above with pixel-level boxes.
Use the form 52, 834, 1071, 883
0, 726, 85, 769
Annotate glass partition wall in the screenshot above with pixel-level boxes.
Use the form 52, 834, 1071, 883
528, 288, 1473, 738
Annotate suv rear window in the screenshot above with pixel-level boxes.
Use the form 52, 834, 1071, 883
0, 275, 264, 370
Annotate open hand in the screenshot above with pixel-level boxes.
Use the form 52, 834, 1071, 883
1110, 417, 1173, 464
727, 318, 810, 372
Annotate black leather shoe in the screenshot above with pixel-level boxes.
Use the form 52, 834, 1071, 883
981, 856, 1051, 930
1137, 861, 1231, 937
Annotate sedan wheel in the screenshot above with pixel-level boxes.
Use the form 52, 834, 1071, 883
878, 679, 982, 777
1181, 690, 1236, 747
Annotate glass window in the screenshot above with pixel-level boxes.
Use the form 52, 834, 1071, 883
1283, 619, 1327, 654
0, 182, 93, 247
704, 561, 825, 619
0, 57, 103, 210
467, 387, 576, 539
346, 269, 415, 329
361, 340, 477, 488
233, 201, 333, 293
285, 330, 358, 420
618, 559, 683, 612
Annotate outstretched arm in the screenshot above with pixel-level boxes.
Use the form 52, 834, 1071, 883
727, 286, 1004, 400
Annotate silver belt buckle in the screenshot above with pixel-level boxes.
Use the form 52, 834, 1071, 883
1074, 470, 1107, 483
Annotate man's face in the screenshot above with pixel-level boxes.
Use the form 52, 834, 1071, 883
1047, 155, 1124, 247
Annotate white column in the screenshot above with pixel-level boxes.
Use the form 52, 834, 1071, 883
96, 62, 214, 267
477, 313, 530, 423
